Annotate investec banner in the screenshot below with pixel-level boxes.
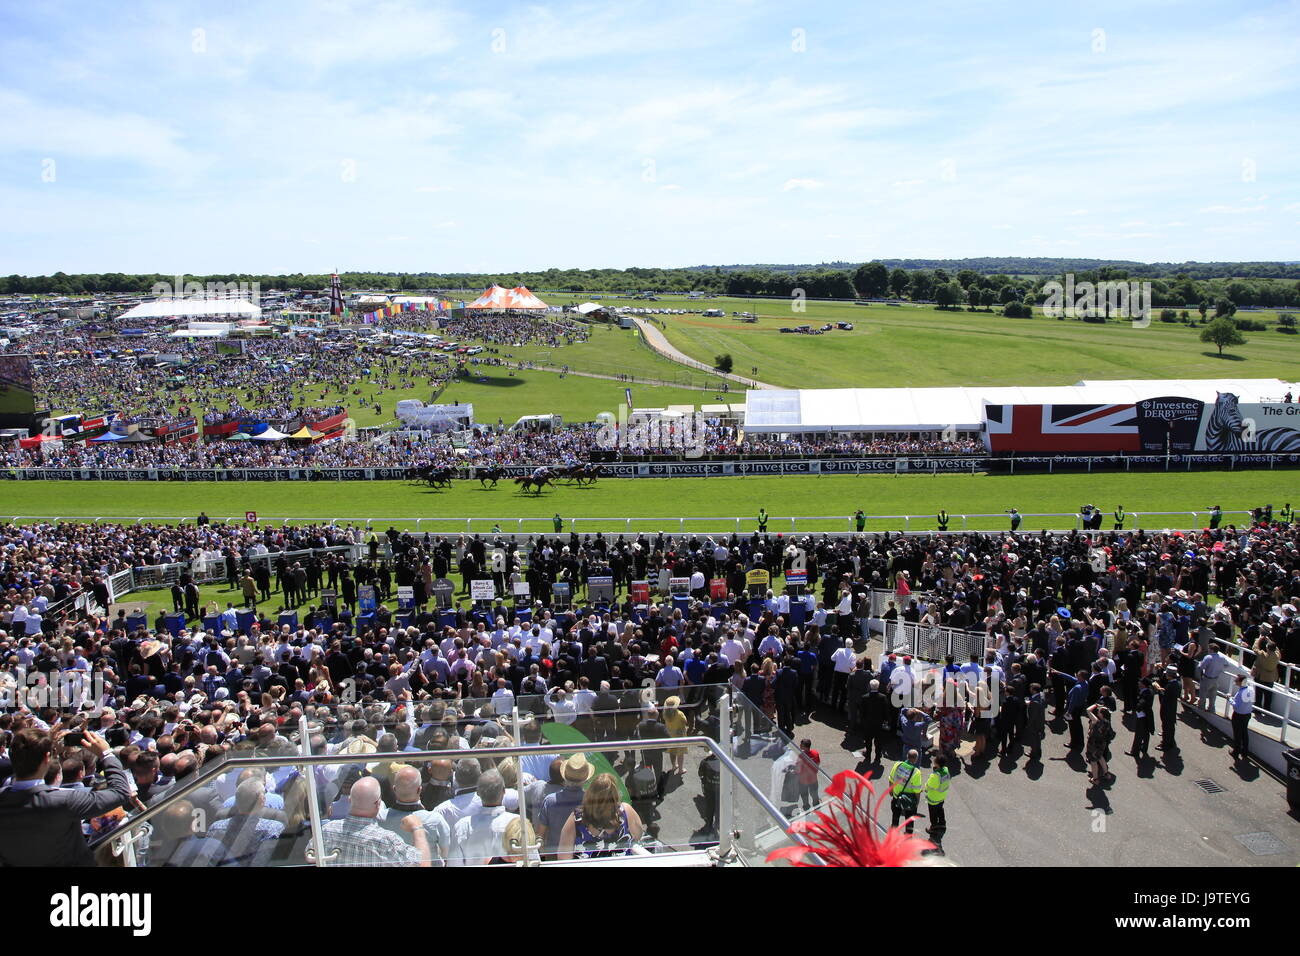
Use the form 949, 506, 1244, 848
4, 455, 1297, 481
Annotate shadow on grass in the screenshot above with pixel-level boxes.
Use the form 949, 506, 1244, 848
445, 374, 527, 390
1201, 351, 1248, 361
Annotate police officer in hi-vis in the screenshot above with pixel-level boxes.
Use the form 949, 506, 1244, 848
936, 509, 949, 531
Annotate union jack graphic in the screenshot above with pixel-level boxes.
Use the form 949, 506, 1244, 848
984, 403, 1139, 453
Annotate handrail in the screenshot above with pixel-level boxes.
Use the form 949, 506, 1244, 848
90, 735, 807, 861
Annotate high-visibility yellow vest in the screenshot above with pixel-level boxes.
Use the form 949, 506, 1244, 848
925, 768, 950, 805
889, 760, 923, 795
1113, 508, 1125, 526
937, 511, 949, 528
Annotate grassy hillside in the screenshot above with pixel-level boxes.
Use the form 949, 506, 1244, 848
546, 295, 1300, 390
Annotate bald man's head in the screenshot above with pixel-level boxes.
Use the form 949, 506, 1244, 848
348, 776, 382, 818
428, 758, 454, 783
393, 765, 421, 803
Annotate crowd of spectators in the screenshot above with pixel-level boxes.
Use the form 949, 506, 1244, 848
0, 513, 1296, 865
4, 424, 990, 471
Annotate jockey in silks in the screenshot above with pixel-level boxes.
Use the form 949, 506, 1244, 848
532, 464, 551, 482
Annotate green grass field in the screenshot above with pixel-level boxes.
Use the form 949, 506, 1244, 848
546, 295, 1300, 390
7, 472, 1293, 533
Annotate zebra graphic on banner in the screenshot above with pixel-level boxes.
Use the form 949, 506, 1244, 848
1204, 392, 1300, 453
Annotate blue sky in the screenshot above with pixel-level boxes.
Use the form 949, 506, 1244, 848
2, 0, 1298, 274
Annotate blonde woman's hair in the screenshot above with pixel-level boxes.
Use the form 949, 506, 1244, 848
581, 772, 622, 832
502, 815, 536, 859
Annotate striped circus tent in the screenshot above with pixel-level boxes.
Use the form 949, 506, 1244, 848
466, 284, 548, 310
507, 285, 548, 309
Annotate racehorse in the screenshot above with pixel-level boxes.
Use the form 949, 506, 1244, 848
475, 466, 507, 488
569, 463, 607, 486
514, 474, 552, 495
416, 465, 456, 489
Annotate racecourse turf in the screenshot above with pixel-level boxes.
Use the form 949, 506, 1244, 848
6, 471, 1294, 532
548, 295, 1300, 390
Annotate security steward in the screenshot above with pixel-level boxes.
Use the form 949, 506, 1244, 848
888, 748, 924, 834
936, 509, 949, 532
924, 753, 951, 847
1113, 504, 1125, 530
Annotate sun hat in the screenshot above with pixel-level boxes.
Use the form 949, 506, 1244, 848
561, 753, 593, 784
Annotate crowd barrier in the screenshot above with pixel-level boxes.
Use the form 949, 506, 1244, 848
5, 452, 1300, 482
5, 510, 1257, 533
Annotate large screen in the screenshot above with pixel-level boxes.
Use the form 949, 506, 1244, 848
0, 353, 36, 422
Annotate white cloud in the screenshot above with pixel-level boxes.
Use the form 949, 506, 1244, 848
782, 178, 823, 191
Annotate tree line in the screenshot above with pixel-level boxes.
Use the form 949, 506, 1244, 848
5, 262, 1300, 309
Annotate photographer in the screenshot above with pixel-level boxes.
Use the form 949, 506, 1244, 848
0, 728, 132, 866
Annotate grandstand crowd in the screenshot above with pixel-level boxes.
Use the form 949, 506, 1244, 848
0, 508, 1297, 865
3, 426, 986, 471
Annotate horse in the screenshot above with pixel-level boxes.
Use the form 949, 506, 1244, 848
570, 463, 608, 486
514, 474, 552, 495
475, 466, 506, 488
416, 465, 456, 489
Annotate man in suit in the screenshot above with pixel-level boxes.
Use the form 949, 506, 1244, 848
0, 729, 132, 866
636, 707, 669, 798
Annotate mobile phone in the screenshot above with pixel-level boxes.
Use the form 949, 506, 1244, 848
64, 731, 86, 747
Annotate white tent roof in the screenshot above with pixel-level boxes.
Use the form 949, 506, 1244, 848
168, 328, 226, 338
743, 379, 1300, 434
251, 427, 290, 441
118, 299, 261, 321
575, 302, 606, 314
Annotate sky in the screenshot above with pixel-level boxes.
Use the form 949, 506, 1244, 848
2, 0, 1298, 275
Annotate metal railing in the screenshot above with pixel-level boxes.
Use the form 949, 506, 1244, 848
0, 510, 1262, 533
880, 619, 993, 663
1199, 670, 1300, 747
1215, 640, 1300, 695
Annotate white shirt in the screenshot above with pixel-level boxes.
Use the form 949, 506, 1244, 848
720, 638, 747, 666
832, 646, 858, 674
548, 695, 577, 725
491, 686, 515, 711
449, 805, 517, 866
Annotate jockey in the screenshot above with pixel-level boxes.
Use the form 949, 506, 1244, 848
532, 464, 550, 481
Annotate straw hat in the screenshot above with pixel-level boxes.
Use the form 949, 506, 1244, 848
561, 753, 593, 784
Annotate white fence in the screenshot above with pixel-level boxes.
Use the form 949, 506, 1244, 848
880, 619, 992, 663
2, 510, 1260, 534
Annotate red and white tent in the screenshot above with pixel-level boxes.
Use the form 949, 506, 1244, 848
466, 284, 548, 310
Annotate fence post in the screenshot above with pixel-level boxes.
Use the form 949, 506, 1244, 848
1282, 691, 1293, 747
718, 689, 734, 860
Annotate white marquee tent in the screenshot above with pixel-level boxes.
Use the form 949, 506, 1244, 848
742, 379, 1299, 434
117, 299, 261, 321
